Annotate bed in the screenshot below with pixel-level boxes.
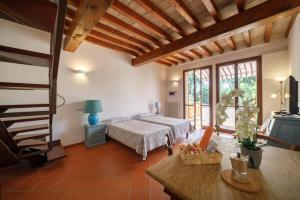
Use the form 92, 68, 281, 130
105, 118, 174, 160
134, 114, 193, 141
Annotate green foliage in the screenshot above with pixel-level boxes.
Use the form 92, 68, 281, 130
187, 71, 210, 104
240, 137, 260, 150
219, 76, 257, 106
238, 76, 257, 106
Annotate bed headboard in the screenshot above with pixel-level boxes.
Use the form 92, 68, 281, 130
167, 102, 180, 118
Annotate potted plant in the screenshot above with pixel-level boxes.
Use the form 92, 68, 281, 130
216, 89, 262, 169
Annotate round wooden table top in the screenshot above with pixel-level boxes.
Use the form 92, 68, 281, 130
146, 135, 300, 200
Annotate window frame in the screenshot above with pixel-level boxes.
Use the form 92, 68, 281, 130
183, 65, 213, 129
216, 56, 262, 133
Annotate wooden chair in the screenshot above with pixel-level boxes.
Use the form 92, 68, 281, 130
257, 133, 300, 151
166, 134, 173, 156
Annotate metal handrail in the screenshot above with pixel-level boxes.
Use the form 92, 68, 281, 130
56, 94, 65, 108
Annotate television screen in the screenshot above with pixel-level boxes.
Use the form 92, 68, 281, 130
284, 76, 299, 114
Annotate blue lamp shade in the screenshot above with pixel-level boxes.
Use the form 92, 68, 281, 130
84, 100, 103, 125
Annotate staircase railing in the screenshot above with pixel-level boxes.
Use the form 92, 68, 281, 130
48, 0, 66, 150
49, 0, 67, 115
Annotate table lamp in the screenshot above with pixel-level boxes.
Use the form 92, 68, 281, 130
84, 100, 102, 125
154, 102, 161, 114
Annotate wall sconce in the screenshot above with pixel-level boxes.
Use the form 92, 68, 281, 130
73, 69, 87, 75
171, 80, 179, 86
270, 92, 278, 99
274, 77, 286, 82
71, 68, 88, 82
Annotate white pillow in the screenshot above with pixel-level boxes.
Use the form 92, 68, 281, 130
131, 113, 155, 119
102, 117, 130, 124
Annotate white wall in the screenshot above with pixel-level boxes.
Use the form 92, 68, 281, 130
166, 41, 290, 125
262, 51, 290, 118
0, 19, 166, 146
288, 14, 300, 86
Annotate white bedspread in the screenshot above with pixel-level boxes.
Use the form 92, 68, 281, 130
138, 115, 193, 140
108, 120, 173, 160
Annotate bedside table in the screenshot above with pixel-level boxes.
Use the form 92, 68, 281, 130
84, 123, 107, 147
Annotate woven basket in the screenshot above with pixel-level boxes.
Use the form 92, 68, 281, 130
179, 149, 223, 165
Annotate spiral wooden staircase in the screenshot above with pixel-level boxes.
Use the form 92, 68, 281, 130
0, 0, 67, 167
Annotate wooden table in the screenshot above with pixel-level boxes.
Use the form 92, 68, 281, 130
146, 135, 300, 200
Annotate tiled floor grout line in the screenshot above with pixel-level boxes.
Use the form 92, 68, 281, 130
1, 138, 181, 200
29, 175, 65, 192
5, 174, 35, 192
127, 188, 131, 200
13, 177, 46, 200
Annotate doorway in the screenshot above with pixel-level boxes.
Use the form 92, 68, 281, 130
183, 66, 213, 130
216, 56, 262, 132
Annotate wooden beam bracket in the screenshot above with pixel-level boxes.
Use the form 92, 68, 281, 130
64, 0, 115, 52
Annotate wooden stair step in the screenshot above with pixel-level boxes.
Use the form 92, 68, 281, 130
0, 82, 50, 90
0, 111, 50, 118
14, 133, 49, 142
0, 45, 52, 67
8, 124, 48, 136
17, 139, 47, 148
1, 115, 49, 128
1, 115, 49, 123
19, 145, 49, 159
29, 145, 49, 151
0, 104, 49, 109
47, 144, 66, 161
0, 0, 57, 33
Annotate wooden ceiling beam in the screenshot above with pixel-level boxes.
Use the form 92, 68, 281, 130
170, 55, 186, 63
64, 0, 115, 52
235, 0, 245, 13
95, 23, 153, 51
285, 15, 297, 38
169, 0, 201, 31
201, 0, 221, 22
133, 0, 300, 66
134, 0, 186, 36
89, 30, 144, 54
66, 7, 76, 19
165, 57, 179, 65
156, 60, 172, 66
211, 41, 224, 54
189, 49, 203, 59
264, 23, 272, 43
102, 13, 162, 47
198, 46, 212, 57
225, 37, 236, 50
86, 36, 139, 57
178, 52, 194, 61
111, 1, 172, 41
64, 17, 72, 27
67, 0, 80, 8
66, 10, 156, 50
243, 30, 251, 47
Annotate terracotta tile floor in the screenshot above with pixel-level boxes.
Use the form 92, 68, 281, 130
0, 131, 204, 200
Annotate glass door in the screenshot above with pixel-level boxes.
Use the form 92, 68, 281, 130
184, 66, 212, 130
216, 57, 262, 132
217, 64, 236, 130
184, 70, 196, 128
